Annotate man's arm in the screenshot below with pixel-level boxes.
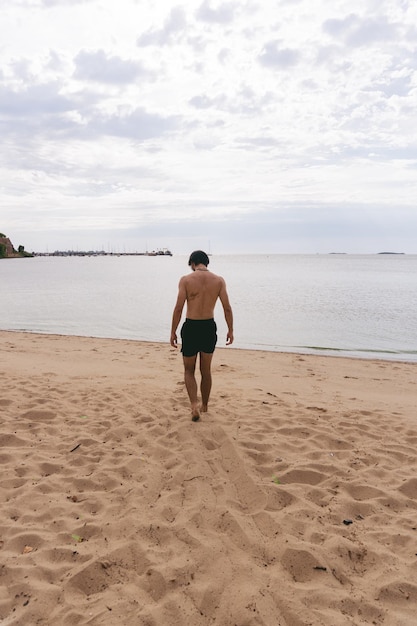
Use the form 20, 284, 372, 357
219, 279, 234, 345
170, 277, 187, 348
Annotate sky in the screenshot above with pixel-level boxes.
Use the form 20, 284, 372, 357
1, 0, 416, 254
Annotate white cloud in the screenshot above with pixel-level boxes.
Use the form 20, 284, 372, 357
88, 108, 180, 141
323, 14, 399, 46
137, 6, 187, 47
0, 0, 91, 6
73, 50, 154, 84
258, 41, 301, 68
196, 0, 237, 24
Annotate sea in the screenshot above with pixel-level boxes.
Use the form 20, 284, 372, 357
1, 254, 417, 362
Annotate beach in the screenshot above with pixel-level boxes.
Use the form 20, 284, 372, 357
1, 330, 416, 625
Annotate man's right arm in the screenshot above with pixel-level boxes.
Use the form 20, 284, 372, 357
170, 277, 187, 348
219, 279, 234, 345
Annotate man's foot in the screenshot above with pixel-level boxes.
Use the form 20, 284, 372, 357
191, 403, 200, 422
201, 404, 208, 413
191, 409, 200, 422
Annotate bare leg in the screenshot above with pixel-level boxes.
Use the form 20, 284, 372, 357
183, 355, 200, 421
199, 352, 214, 413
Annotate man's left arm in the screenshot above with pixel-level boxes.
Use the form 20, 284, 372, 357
219, 279, 234, 345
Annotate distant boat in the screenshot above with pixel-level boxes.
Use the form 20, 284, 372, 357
146, 248, 173, 256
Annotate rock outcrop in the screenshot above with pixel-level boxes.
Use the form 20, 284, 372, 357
0, 234, 32, 258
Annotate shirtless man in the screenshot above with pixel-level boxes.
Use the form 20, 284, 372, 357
170, 250, 234, 421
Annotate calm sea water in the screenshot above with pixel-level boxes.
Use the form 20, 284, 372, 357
1, 254, 417, 362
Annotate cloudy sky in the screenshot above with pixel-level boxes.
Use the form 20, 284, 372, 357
1, 0, 416, 254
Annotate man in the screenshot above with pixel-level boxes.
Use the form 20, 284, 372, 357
170, 250, 234, 421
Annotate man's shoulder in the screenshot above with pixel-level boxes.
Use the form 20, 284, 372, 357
205, 271, 224, 284
180, 270, 224, 284
207, 270, 223, 278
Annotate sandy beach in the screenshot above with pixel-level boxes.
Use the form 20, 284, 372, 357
1, 330, 416, 625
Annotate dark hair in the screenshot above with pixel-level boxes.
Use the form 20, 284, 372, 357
188, 250, 209, 267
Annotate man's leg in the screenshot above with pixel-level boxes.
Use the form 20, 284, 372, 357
199, 351, 214, 413
183, 355, 200, 421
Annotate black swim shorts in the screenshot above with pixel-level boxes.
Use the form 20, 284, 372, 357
180, 318, 217, 357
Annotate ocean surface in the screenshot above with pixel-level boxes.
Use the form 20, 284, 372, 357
1, 254, 417, 362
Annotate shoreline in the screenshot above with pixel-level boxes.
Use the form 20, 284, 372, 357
2, 328, 416, 364
1, 330, 416, 625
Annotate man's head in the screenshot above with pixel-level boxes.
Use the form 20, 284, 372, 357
188, 250, 210, 267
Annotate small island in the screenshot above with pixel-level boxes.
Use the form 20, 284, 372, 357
0, 233, 33, 259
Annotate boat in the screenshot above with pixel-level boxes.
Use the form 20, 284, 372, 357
146, 248, 173, 256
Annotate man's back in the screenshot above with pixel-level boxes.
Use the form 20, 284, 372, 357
182, 270, 224, 320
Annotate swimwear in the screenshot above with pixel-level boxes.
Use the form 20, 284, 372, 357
181, 318, 217, 357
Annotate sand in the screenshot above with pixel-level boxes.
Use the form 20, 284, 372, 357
1, 330, 416, 626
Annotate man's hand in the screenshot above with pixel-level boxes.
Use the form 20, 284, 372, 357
170, 333, 178, 348
226, 331, 234, 346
